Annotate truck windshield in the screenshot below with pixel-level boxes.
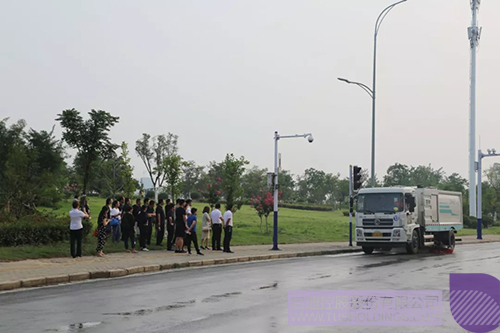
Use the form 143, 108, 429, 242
356, 193, 404, 214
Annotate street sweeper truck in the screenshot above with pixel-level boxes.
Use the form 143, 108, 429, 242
355, 187, 463, 254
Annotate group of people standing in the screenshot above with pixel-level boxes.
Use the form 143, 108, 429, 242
75, 196, 235, 258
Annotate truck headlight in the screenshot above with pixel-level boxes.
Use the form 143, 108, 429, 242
356, 229, 363, 237
392, 230, 401, 238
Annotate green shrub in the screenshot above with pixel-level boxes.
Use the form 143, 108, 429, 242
463, 215, 477, 229
482, 215, 494, 229
0, 213, 91, 246
158, 193, 170, 201
279, 203, 333, 212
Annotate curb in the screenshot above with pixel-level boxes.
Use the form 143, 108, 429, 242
4, 241, 495, 292
0, 247, 361, 292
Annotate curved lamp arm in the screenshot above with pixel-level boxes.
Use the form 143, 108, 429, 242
338, 77, 374, 99
375, 0, 407, 36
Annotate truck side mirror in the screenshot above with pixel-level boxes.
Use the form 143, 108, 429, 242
405, 194, 416, 213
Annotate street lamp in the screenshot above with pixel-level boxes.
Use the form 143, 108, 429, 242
338, 0, 407, 188
271, 131, 314, 250
477, 148, 499, 240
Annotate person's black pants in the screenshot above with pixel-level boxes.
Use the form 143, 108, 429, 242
212, 224, 222, 250
156, 221, 165, 245
186, 231, 200, 254
147, 223, 153, 245
167, 224, 175, 250
70, 228, 83, 258
223, 226, 232, 252
123, 230, 136, 250
139, 225, 148, 249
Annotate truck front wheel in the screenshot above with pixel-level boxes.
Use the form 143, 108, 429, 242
406, 230, 420, 254
362, 246, 374, 254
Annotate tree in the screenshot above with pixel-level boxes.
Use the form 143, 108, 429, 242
98, 142, 137, 198
439, 173, 468, 193
485, 163, 500, 192
278, 170, 296, 202
411, 165, 443, 188
212, 154, 249, 212
383, 163, 443, 188
25, 126, 67, 207
181, 161, 204, 198
324, 173, 340, 206
0, 119, 67, 217
296, 168, 333, 204
383, 163, 412, 186
135, 133, 178, 201
251, 192, 275, 233
119, 142, 138, 198
335, 179, 350, 209
164, 155, 184, 201
56, 109, 119, 194
242, 166, 268, 199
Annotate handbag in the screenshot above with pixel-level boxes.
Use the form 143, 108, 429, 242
93, 229, 98, 237
202, 226, 211, 232
110, 218, 120, 226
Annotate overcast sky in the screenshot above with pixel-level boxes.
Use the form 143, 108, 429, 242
1, 0, 499, 181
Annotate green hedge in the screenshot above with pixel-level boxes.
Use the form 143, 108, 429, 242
0, 214, 92, 247
280, 203, 333, 212
463, 215, 493, 229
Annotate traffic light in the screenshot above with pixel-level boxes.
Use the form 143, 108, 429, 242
353, 166, 362, 191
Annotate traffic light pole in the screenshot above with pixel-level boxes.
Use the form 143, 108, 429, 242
349, 165, 353, 247
477, 148, 500, 240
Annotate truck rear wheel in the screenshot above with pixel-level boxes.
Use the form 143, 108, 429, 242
406, 230, 419, 254
362, 246, 374, 255
443, 230, 455, 250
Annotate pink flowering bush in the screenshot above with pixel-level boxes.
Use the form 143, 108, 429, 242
251, 191, 280, 233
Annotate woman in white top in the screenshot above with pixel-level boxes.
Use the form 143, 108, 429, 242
110, 200, 122, 243
69, 200, 89, 258
201, 206, 212, 250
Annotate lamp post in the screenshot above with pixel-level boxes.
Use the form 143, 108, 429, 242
338, 0, 407, 188
272, 131, 314, 250
477, 148, 498, 240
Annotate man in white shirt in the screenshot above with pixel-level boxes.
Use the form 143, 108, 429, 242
223, 204, 234, 253
210, 203, 224, 251
69, 200, 89, 258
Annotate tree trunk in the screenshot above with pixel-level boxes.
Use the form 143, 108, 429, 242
83, 158, 92, 195
83, 169, 89, 195
259, 216, 263, 232
154, 187, 158, 202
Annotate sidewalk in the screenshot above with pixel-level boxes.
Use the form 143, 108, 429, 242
0, 235, 497, 292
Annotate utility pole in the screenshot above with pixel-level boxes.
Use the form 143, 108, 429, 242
468, 0, 481, 217
271, 131, 314, 250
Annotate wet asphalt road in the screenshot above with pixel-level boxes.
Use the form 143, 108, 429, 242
0, 243, 499, 333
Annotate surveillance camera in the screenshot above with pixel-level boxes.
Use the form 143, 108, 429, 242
307, 134, 314, 143
488, 149, 492, 154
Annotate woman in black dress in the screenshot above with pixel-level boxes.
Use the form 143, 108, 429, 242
96, 205, 110, 257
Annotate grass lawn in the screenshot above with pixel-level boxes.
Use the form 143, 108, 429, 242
0, 196, 496, 261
